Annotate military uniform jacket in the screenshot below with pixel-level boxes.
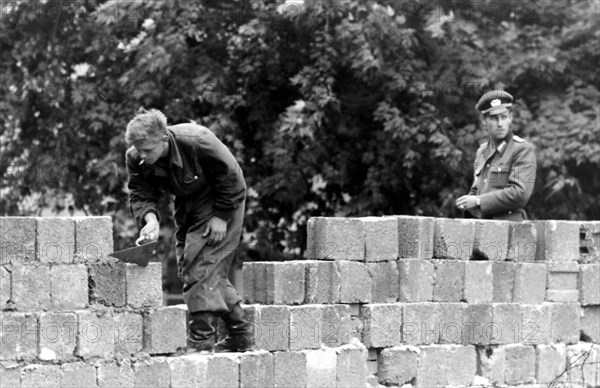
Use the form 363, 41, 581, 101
126, 124, 246, 228
468, 133, 536, 221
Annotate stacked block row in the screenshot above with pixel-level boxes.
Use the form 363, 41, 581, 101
307, 216, 600, 263
0, 341, 368, 388
1, 216, 163, 313
0, 303, 187, 362
243, 260, 599, 310
0, 217, 114, 265
376, 342, 599, 387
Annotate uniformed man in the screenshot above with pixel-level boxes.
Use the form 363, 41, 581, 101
455, 90, 536, 221
125, 109, 253, 353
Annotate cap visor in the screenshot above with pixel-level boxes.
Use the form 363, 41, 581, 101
483, 105, 510, 116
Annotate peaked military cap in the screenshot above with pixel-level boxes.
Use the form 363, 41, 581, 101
475, 90, 513, 116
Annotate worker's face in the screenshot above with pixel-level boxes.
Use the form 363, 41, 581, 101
134, 137, 166, 165
482, 111, 512, 141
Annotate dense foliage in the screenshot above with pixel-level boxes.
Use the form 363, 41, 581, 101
1, 0, 599, 266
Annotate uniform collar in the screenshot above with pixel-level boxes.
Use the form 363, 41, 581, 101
488, 130, 513, 157
165, 128, 183, 168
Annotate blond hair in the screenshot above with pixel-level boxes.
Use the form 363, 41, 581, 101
125, 109, 168, 145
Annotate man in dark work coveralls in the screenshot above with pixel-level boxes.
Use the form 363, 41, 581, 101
125, 109, 252, 353
456, 90, 536, 221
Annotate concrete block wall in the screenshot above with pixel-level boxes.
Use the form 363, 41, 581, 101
1, 215, 599, 387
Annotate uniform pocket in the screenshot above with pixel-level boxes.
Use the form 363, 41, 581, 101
488, 166, 510, 188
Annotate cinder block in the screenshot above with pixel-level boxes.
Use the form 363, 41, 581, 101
402, 303, 439, 345
306, 217, 364, 261
398, 259, 434, 302
273, 351, 307, 388
447, 345, 477, 386
96, 359, 134, 388
546, 289, 579, 302
505, 344, 536, 385
74, 216, 113, 262
336, 341, 367, 388
61, 362, 97, 388
75, 310, 115, 359
321, 305, 352, 347
548, 261, 579, 289
477, 345, 506, 386
12, 265, 51, 311
368, 261, 398, 303
36, 217, 74, 263
168, 354, 208, 388
0, 362, 21, 388
21, 364, 61, 388
114, 311, 143, 357
433, 218, 475, 260
535, 220, 579, 262
305, 261, 340, 304
305, 348, 337, 388
240, 351, 274, 388
0, 312, 38, 360
50, 264, 88, 309
492, 304, 521, 345
89, 262, 127, 307
378, 345, 418, 386
290, 305, 322, 351
566, 343, 600, 387
464, 262, 493, 303
437, 303, 464, 344
536, 344, 567, 384
581, 306, 600, 343
38, 312, 77, 361
338, 261, 371, 303
362, 216, 399, 262
474, 220, 509, 260
416, 345, 449, 387
1, 266, 10, 307
513, 263, 546, 304
255, 305, 290, 351
462, 304, 493, 345
507, 221, 537, 262
397, 216, 434, 260
361, 304, 402, 348
125, 262, 162, 309
143, 305, 187, 354
579, 264, 600, 305
0, 217, 36, 265
551, 303, 580, 344
492, 262, 516, 302
206, 353, 239, 388
580, 221, 600, 263
265, 261, 306, 305
134, 357, 171, 388
433, 261, 465, 302
242, 262, 257, 304
521, 304, 552, 344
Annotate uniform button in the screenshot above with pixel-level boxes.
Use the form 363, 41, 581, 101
486, 164, 490, 167
508, 211, 512, 214
194, 175, 198, 179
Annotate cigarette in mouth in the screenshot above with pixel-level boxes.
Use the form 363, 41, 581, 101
139, 160, 145, 165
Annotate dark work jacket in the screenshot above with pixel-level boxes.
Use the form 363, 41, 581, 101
468, 133, 536, 221
126, 124, 246, 228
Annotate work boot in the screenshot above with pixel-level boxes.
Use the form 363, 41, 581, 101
215, 303, 254, 352
185, 311, 218, 354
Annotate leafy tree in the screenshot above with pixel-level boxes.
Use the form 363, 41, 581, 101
1, 0, 598, 277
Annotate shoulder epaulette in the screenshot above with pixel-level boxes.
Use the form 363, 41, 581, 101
513, 135, 525, 143
479, 142, 488, 148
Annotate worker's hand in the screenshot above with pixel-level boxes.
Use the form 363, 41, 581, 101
455, 195, 478, 211
204, 216, 227, 246
137, 214, 160, 245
